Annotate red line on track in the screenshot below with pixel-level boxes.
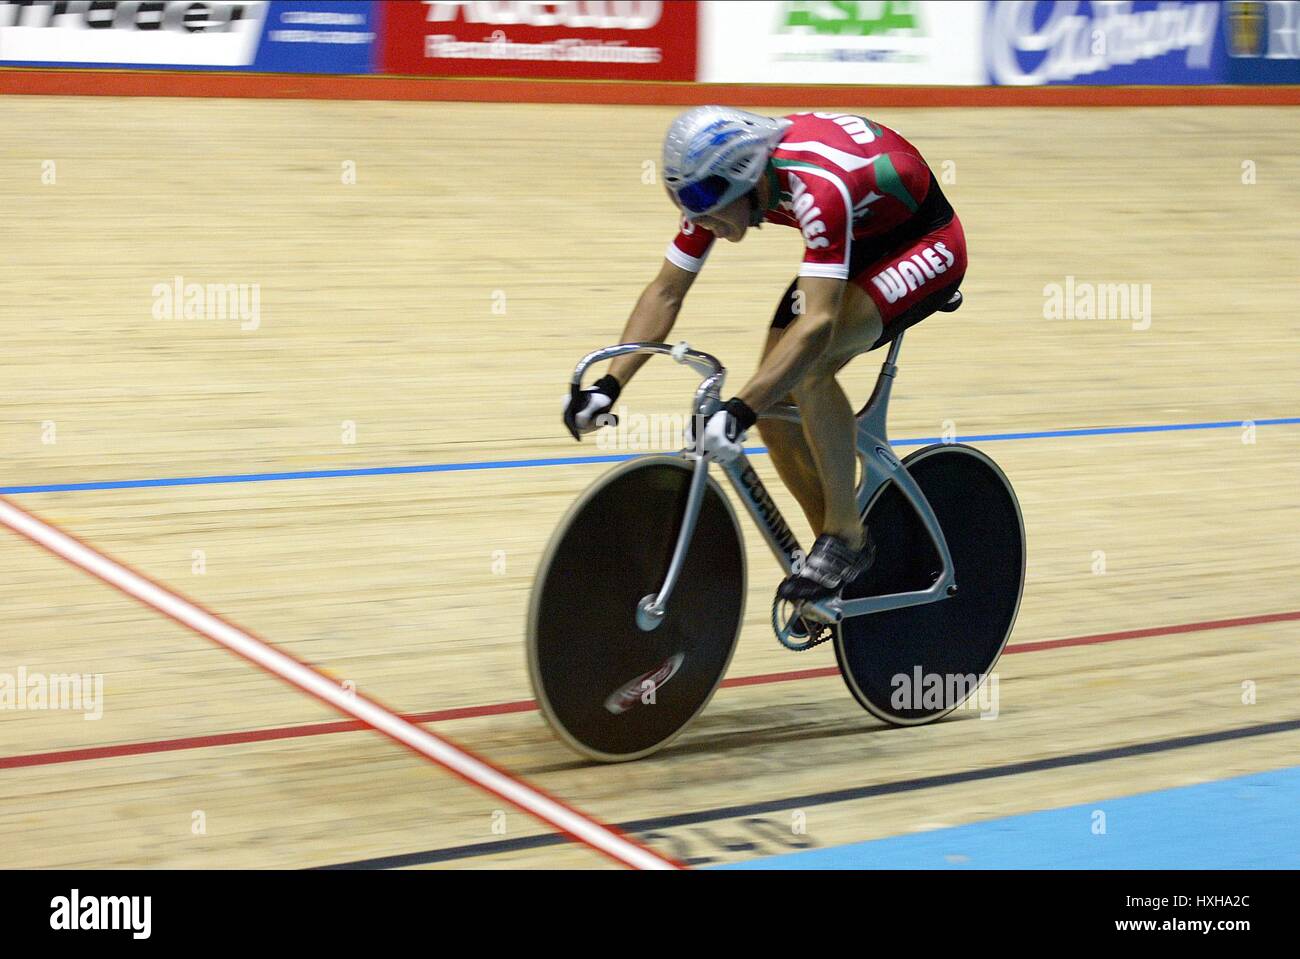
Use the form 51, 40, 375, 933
3, 609, 1296, 773
2, 70, 1299, 107
0, 701, 538, 771
1004, 610, 1300, 653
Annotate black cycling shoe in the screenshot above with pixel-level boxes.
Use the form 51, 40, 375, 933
778, 530, 876, 603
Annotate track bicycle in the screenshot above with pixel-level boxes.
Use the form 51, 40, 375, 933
528, 292, 1026, 761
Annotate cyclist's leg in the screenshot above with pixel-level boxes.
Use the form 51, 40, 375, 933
756, 323, 826, 535
788, 283, 883, 550
782, 213, 969, 588
759, 280, 883, 544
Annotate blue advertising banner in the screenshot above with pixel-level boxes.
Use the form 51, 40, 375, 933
984, 0, 1225, 84
0, 0, 378, 72
1223, 0, 1300, 82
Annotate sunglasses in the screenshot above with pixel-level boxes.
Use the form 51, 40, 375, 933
673, 174, 731, 216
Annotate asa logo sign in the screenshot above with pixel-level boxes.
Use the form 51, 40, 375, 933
778, 0, 926, 37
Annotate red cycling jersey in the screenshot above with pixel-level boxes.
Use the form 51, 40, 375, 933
666, 112, 962, 308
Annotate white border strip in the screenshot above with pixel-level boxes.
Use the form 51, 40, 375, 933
0, 497, 678, 871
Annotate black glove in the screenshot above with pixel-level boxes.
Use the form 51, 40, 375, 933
563, 374, 622, 441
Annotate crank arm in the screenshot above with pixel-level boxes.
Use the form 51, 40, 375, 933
798, 597, 843, 624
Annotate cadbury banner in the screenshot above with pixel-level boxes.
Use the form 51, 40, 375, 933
0, 0, 377, 71
983, 1, 1225, 84
379, 0, 697, 81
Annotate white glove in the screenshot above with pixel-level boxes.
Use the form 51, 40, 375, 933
690, 398, 757, 463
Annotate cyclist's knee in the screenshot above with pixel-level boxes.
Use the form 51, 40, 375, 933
792, 356, 841, 397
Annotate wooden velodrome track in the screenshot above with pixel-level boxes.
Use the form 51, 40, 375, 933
1, 95, 1297, 869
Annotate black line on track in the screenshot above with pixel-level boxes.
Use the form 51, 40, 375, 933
317, 717, 1300, 869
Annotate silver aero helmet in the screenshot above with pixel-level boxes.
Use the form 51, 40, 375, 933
662, 106, 792, 221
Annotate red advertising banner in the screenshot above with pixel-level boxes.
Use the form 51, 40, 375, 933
379, 1, 698, 81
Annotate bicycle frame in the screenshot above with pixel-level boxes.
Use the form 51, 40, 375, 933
567, 336, 957, 632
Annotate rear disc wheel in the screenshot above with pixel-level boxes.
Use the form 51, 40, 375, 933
834, 444, 1025, 725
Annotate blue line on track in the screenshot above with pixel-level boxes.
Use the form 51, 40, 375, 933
719, 765, 1300, 869
3, 416, 1297, 496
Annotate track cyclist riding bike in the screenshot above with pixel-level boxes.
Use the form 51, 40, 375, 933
563, 106, 967, 606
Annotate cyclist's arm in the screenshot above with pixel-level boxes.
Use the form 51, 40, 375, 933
607, 259, 696, 387
735, 276, 844, 413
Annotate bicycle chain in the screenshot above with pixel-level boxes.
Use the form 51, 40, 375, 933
797, 619, 837, 650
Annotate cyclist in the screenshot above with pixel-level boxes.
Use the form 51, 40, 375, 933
564, 106, 965, 604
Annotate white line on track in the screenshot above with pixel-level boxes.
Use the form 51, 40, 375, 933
0, 496, 679, 871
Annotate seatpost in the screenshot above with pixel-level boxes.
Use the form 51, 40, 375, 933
856, 331, 904, 441
883, 330, 905, 371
